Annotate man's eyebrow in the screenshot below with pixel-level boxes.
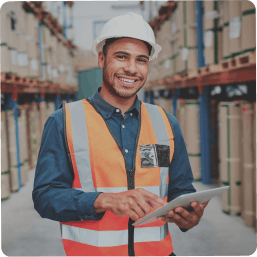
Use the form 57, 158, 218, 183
114, 51, 149, 60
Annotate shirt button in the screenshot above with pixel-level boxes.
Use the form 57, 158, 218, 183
130, 113, 133, 116
122, 125, 125, 128
116, 109, 120, 113
125, 149, 128, 153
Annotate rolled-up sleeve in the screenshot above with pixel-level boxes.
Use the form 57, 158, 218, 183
32, 109, 105, 222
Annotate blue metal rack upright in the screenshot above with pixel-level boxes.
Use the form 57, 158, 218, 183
196, 1, 212, 185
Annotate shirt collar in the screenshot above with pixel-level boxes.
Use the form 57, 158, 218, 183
91, 87, 140, 119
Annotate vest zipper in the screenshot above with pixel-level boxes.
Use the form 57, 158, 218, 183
87, 99, 142, 256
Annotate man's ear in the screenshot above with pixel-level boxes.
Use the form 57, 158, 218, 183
98, 51, 104, 69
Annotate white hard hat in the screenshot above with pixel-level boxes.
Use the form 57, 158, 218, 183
92, 12, 162, 61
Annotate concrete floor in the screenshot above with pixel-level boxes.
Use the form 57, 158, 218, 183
2, 169, 256, 256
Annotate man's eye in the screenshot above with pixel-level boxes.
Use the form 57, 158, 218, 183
117, 55, 126, 59
138, 58, 147, 63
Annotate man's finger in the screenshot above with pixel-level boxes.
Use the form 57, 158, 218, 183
191, 202, 203, 217
173, 207, 192, 222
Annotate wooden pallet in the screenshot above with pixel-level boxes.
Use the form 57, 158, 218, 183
220, 51, 256, 71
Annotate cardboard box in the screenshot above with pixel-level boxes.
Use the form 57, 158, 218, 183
241, 102, 255, 226
185, 100, 201, 180
218, 102, 242, 216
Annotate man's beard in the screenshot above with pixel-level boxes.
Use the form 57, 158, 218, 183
102, 66, 144, 99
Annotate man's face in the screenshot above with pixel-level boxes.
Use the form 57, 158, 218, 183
98, 37, 149, 99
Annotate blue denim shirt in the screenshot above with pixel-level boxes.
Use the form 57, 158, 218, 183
33, 88, 195, 222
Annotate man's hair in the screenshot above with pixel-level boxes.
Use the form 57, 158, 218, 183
102, 37, 152, 57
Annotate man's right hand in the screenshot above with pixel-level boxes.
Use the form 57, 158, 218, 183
94, 188, 166, 220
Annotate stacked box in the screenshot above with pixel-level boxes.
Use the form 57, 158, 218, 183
1, 111, 11, 200
176, 99, 187, 144
177, 1, 185, 73
5, 2, 19, 75
222, 1, 230, 59
210, 100, 219, 178
203, 1, 223, 65
6, 110, 19, 192
158, 20, 172, 80
185, 100, 201, 181
241, 102, 255, 227
41, 25, 49, 81
161, 90, 173, 115
177, 2, 198, 73
1, 6, 12, 74
25, 12, 39, 78
28, 103, 39, 168
18, 106, 30, 185
218, 102, 242, 216
16, 2, 29, 78
46, 101, 56, 118
241, 1, 256, 54
229, 1, 242, 58
170, 7, 179, 75
186, 1, 198, 71
39, 101, 47, 136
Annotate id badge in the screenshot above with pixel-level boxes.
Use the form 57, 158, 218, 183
139, 144, 170, 168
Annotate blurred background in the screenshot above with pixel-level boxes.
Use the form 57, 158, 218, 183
1, 1, 256, 256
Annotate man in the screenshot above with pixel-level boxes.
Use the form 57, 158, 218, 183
33, 12, 208, 256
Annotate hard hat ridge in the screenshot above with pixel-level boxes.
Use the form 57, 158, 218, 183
92, 12, 162, 61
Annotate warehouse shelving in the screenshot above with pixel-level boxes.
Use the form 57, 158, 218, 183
1, 1, 79, 199
144, 1, 256, 187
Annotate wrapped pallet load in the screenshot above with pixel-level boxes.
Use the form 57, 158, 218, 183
1, 111, 11, 200
6, 109, 19, 192
1, 5, 12, 74
229, 1, 242, 58
241, 1, 256, 54
185, 100, 201, 181
218, 102, 242, 216
18, 106, 29, 185
241, 102, 255, 227
41, 24, 50, 81
203, 1, 223, 64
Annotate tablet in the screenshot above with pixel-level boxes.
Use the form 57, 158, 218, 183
133, 186, 229, 226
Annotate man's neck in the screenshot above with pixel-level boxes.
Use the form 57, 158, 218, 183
99, 86, 137, 115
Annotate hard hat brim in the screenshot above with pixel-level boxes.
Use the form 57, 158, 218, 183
92, 36, 162, 61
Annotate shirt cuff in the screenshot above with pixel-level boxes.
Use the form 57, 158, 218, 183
179, 227, 189, 232
74, 191, 105, 221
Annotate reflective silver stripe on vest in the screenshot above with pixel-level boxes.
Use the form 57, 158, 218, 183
62, 223, 168, 247
74, 185, 159, 196
144, 103, 170, 199
68, 101, 95, 192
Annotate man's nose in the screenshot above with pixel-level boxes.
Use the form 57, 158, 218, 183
124, 59, 138, 75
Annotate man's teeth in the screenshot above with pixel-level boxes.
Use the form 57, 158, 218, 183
118, 78, 135, 83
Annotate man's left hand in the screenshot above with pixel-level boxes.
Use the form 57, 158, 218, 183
157, 201, 209, 230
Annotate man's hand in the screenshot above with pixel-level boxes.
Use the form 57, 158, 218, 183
157, 201, 209, 230
94, 188, 166, 220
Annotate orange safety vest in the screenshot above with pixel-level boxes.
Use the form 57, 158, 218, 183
61, 99, 175, 256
